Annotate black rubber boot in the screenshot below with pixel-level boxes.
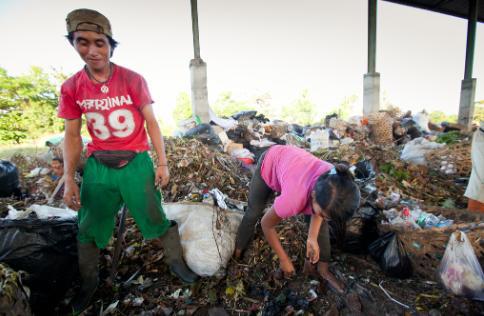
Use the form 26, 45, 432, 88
159, 221, 199, 283
71, 242, 99, 314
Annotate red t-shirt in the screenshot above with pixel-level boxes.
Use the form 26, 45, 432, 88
58, 64, 152, 156
260, 145, 333, 218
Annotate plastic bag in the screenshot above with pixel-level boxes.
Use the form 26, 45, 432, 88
439, 231, 484, 300
400, 137, 444, 165
354, 160, 375, 180
0, 217, 78, 314
368, 232, 413, 278
309, 129, 330, 152
6, 204, 77, 220
0, 160, 20, 197
231, 110, 257, 121
164, 202, 243, 277
184, 123, 221, 145
337, 206, 379, 254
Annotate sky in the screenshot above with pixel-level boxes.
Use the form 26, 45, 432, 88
0, 0, 483, 122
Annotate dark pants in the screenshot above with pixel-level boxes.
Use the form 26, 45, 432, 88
235, 152, 331, 262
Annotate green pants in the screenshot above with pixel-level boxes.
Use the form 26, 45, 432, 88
78, 151, 171, 249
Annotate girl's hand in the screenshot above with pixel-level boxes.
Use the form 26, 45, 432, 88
280, 257, 295, 277
306, 238, 320, 264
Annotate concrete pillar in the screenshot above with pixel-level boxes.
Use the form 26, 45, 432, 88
363, 73, 380, 116
458, 79, 476, 127
190, 58, 210, 123
363, 0, 379, 116
458, 0, 478, 128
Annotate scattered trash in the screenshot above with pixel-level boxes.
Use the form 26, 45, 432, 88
378, 280, 410, 309
101, 300, 119, 316
0, 263, 32, 316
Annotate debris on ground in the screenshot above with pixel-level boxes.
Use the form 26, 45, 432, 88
1, 108, 483, 315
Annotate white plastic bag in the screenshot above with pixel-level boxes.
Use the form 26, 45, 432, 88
164, 202, 243, 277
439, 231, 484, 301
310, 129, 330, 152
6, 204, 77, 220
400, 137, 444, 165
413, 111, 430, 133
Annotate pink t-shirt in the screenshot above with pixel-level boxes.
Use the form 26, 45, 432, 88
260, 145, 333, 218
58, 64, 152, 156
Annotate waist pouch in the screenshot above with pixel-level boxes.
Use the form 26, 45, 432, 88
92, 150, 137, 169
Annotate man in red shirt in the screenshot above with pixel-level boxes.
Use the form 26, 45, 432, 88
59, 8, 198, 313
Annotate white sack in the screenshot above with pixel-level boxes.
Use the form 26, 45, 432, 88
164, 202, 243, 277
413, 112, 430, 133
400, 137, 444, 165
6, 204, 77, 220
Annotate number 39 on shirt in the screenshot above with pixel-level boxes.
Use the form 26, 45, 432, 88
86, 109, 135, 140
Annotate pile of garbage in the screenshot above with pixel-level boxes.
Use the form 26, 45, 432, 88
161, 138, 251, 202
1, 107, 483, 315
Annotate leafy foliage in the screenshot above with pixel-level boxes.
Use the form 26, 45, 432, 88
329, 94, 358, 121
473, 103, 483, 123
281, 89, 317, 125
379, 162, 410, 181
212, 91, 252, 117
428, 111, 457, 124
172, 92, 192, 122
436, 131, 461, 145
0, 67, 65, 144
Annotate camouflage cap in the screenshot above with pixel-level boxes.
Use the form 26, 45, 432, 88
66, 8, 112, 37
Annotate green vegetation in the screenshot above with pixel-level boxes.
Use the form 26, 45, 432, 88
473, 102, 483, 122
172, 92, 192, 122
428, 111, 457, 124
212, 91, 252, 117
436, 130, 461, 145
379, 162, 410, 181
0, 67, 66, 144
328, 95, 358, 121
0, 142, 47, 160
281, 89, 317, 125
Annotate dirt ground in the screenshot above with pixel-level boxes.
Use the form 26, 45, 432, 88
48, 217, 484, 316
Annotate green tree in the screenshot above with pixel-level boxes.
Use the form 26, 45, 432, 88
328, 95, 358, 120
172, 92, 193, 123
0, 66, 64, 143
429, 111, 457, 124
473, 102, 483, 123
281, 89, 317, 125
212, 91, 252, 117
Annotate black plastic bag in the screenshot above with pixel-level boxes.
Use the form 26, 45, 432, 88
184, 123, 221, 145
329, 206, 380, 254
231, 110, 257, 121
354, 160, 375, 180
0, 160, 20, 197
0, 217, 78, 315
368, 232, 413, 278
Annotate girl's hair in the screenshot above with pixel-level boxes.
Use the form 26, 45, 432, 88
66, 32, 119, 57
314, 163, 360, 223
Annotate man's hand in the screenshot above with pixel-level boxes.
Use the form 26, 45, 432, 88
306, 238, 320, 264
63, 177, 81, 210
279, 257, 295, 278
155, 165, 170, 188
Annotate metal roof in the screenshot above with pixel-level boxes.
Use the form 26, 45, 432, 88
383, 0, 484, 23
